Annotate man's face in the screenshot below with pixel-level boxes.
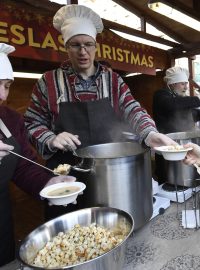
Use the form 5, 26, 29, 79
66, 35, 96, 73
0, 79, 12, 105
171, 82, 188, 96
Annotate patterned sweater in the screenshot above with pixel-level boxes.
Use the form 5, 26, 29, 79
24, 62, 157, 159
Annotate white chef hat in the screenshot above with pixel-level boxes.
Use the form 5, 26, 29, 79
164, 66, 189, 85
53, 4, 104, 45
0, 43, 15, 81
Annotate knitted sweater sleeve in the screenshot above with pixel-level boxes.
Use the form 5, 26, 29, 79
114, 74, 158, 143
24, 72, 57, 159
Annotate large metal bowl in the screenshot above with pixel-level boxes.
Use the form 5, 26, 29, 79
18, 207, 134, 270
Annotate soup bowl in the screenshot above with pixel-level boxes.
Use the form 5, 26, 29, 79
18, 207, 134, 270
40, 182, 86, 206
154, 145, 193, 161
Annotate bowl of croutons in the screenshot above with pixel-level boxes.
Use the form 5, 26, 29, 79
18, 207, 134, 270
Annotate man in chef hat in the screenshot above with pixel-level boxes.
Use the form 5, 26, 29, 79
153, 66, 200, 134
152, 65, 200, 184
164, 66, 189, 97
24, 5, 177, 221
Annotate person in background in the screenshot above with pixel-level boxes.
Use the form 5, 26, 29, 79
153, 66, 200, 134
24, 4, 176, 220
0, 43, 75, 267
152, 66, 200, 184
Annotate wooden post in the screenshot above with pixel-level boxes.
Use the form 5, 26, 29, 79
188, 56, 195, 96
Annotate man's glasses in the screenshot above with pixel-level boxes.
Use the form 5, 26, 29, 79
67, 42, 96, 52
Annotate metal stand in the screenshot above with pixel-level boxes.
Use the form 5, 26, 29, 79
180, 182, 200, 229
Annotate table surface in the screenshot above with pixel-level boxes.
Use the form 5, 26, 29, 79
1, 198, 200, 270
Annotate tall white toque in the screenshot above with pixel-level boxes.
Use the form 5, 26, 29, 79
53, 4, 104, 45
164, 66, 189, 85
0, 43, 15, 81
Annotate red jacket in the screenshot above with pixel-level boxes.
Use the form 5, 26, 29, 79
0, 106, 52, 197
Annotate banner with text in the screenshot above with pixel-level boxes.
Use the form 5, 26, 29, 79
0, 0, 169, 75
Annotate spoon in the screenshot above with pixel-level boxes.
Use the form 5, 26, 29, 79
8, 150, 90, 175
65, 144, 78, 156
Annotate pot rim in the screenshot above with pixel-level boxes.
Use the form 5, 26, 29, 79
76, 142, 149, 159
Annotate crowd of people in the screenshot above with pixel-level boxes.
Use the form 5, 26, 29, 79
1, 3, 200, 267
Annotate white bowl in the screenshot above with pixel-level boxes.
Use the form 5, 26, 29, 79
40, 182, 86, 206
154, 145, 193, 161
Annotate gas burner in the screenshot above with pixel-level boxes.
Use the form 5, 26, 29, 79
151, 196, 170, 219
162, 183, 188, 192
157, 183, 200, 203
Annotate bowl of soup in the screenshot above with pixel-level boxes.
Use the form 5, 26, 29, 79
40, 182, 86, 206
154, 145, 193, 161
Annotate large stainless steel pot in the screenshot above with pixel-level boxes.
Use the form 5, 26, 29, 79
76, 142, 153, 230
18, 207, 134, 270
159, 131, 200, 187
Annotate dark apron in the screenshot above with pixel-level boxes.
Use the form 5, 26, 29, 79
0, 134, 20, 266
45, 97, 129, 221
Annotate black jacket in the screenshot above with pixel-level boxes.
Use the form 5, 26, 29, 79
152, 87, 200, 134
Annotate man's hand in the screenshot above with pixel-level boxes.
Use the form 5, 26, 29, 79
145, 132, 177, 148
183, 143, 200, 165
47, 132, 81, 152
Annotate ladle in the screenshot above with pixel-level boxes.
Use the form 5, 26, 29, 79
8, 150, 90, 174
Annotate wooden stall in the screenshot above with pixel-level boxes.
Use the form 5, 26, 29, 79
1, 0, 171, 116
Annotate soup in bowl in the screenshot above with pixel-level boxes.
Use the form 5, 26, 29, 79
40, 182, 86, 206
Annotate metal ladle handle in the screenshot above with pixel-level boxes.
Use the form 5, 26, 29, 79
71, 166, 91, 172
9, 150, 90, 175
8, 150, 55, 174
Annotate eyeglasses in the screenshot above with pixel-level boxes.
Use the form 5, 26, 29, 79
67, 42, 96, 52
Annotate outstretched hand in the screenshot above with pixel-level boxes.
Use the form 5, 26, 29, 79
0, 140, 14, 162
183, 143, 200, 165
145, 132, 177, 148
